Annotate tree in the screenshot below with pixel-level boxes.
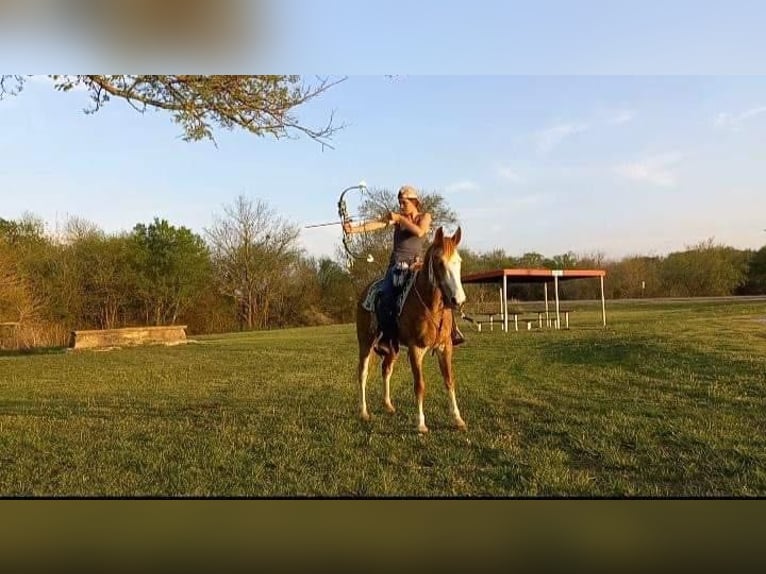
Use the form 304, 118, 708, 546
0, 215, 56, 340
558, 251, 609, 300
739, 245, 766, 295
61, 230, 136, 330
1, 75, 345, 147
45, 217, 106, 331
0, 245, 40, 326
277, 258, 329, 327
0, 214, 47, 249
660, 238, 748, 297
130, 218, 212, 326
205, 195, 301, 330
550, 251, 580, 269
315, 257, 356, 323
518, 251, 547, 268
606, 255, 662, 299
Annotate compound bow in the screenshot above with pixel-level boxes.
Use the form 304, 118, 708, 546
337, 182, 369, 267
304, 181, 374, 268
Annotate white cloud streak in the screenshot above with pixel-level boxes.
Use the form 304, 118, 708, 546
608, 109, 636, 125
535, 122, 589, 154
614, 152, 684, 187
496, 165, 524, 183
444, 180, 479, 193
715, 105, 766, 129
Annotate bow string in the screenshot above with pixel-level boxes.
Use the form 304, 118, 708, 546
337, 182, 370, 268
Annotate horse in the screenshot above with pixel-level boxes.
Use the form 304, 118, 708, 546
355, 226, 468, 433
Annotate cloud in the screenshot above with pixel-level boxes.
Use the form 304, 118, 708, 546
497, 165, 524, 183
535, 122, 589, 154
715, 105, 766, 129
461, 194, 548, 220
614, 152, 683, 187
608, 109, 636, 125
444, 180, 479, 193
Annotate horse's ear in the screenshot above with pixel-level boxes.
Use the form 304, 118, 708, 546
433, 226, 444, 245
453, 226, 462, 246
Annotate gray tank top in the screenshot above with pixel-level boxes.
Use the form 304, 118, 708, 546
390, 220, 426, 266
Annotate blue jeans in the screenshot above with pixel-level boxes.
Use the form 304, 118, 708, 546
376, 262, 408, 350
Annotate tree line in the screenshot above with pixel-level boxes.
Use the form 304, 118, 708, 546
460, 237, 766, 311
2, 190, 765, 349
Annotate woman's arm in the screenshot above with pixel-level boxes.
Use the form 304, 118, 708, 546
393, 212, 432, 238
343, 216, 390, 234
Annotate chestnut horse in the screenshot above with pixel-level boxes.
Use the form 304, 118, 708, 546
355, 227, 467, 433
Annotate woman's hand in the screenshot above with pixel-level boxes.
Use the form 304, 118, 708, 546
388, 211, 402, 225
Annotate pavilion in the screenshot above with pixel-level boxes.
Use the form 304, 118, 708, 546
460, 268, 607, 332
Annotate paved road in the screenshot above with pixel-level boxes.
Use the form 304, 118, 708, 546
602, 295, 766, 304
516, 295, 766, 307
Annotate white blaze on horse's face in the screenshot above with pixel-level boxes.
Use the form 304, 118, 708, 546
433, 227, 466, 309
443, 250, 467, 309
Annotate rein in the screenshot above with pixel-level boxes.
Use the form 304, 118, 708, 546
412, 249, 446, 335
412, 245, 476, 333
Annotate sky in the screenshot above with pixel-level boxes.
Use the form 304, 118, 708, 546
4, 1, 766, 73
2, 1, 766, 262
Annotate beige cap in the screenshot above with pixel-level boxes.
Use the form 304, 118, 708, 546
397, 185, 420, 204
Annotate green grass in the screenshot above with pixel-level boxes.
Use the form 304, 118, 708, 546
1, 299, 765, 497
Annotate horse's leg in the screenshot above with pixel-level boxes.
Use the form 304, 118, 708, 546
358, 345, 373, 421
436, 346, 467, 430
381, 352, 397, 413
408, 346, 429, 433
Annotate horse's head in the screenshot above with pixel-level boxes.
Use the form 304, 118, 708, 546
427, 226, 467, 310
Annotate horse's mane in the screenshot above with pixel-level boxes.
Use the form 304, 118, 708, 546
441, 235, 457, 259
425, 230, 457, 262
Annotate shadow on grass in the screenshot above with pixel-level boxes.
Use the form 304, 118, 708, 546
534, 336, 659, 366
531, 334, 765, 384
0, 346, 69, 358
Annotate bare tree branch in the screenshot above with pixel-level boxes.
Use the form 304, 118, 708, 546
1, 75, 346, 147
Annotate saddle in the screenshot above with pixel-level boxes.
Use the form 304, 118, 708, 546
362, 265, 420, 318
361, 278, 386, 314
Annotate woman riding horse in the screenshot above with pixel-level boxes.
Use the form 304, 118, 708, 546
344, 184, 466, 356
354, 224, 468, 432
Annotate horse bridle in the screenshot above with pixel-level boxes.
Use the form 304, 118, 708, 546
412, 246, 454, 333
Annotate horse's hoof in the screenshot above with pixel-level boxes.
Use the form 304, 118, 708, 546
455, 419, 467, 431
418, 424, 429, 434
384, 403, 396, 414
360, 411, 371, 421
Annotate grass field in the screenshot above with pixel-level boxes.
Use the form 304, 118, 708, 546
1, 298, 765, 497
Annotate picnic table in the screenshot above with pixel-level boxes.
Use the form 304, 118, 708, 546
460, 268, 607, 332
467, 310, 571, 332
529, 309, 571, 329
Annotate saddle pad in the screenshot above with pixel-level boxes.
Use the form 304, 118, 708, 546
361, 271, 419, 316
362, 279, 385, 312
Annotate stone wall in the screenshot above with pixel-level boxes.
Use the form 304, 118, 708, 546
69, 325, 188, 350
